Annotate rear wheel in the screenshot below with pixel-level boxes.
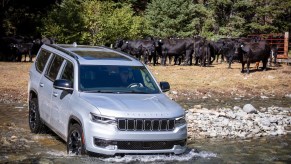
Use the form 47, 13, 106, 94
29, 98, 46, 133
67, 124, 86, 155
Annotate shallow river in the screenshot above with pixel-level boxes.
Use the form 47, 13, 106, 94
0, 97, 290, 163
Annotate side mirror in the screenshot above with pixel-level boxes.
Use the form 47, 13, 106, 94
160, 81, 170, 92
53, 79, 73, 91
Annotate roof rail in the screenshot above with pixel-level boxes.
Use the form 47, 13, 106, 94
46, 44, 78, 60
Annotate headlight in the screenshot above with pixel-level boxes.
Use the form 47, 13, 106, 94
175, 116, 186, 127
90, 113, 117, 125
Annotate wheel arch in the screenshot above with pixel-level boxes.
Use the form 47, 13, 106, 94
68, 115, 83, 138
29, 89, 38, 100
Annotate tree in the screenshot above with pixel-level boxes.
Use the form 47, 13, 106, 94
145, 0, 198, 38
82, 0, 145, 45
0, 0, 55, 37
42, 0, 145, 45
208, 0, 233, 27
192, 3, 216, 38
271, 0, 291, 33
41, 0, 85, 44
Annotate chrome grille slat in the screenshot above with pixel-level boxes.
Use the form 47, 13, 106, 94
118, 119, 175, 131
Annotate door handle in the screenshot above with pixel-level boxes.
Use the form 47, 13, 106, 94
53, 92, 58, 97
39, 83, 44, 87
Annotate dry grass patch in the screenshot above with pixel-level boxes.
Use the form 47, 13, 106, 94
0, 61, 290, 103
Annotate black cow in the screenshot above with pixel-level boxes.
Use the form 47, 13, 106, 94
115, 39, 156, 64
199, 41, 211, 67
158, 38, 195, 66
207, 40, 221, 64
14, 37, 53, 62
193, 37, 207, 65
237, 41, 271, 74
13, 43, 34, 62
113, 39, 125, 50
0, 37, 20, 61
215, 38, 234, 63
191, 37, 216, 66
219, 39, 241, 69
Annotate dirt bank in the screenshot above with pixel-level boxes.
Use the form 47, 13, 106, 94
147, 62, 291, 102
0, 61, 290, 104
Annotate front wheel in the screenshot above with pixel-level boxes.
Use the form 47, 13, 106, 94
29, 98, 46, 133
67, 124, 86, 155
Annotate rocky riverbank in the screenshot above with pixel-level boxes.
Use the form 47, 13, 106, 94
186, 104, 291, 140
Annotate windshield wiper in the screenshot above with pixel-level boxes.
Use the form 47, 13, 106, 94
117, 90, 149, 94
83, 90, 115, 93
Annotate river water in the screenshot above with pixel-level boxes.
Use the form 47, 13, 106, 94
0, 97, 290, 163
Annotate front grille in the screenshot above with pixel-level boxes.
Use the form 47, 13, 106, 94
117, 140, 186, 150
118, 119, 175, 131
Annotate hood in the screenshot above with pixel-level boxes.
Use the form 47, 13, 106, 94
79, 93, 184, 118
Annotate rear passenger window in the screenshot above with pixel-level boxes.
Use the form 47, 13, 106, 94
35, 49, 51, 73
60, 61, 74, 85
46, 54, 64, 81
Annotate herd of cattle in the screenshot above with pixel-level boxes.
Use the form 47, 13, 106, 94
0, 35, 278, 74
114, 36, 278, 74
0, 36, 55, 62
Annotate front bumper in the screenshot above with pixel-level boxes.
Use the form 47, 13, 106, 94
84, 120, 188, 155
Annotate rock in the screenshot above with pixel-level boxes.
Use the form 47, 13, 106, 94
225, 110, 236, 119
1, 137, 11, 146
186, 104, 290, 139
260, 95, 269, 99
252, 128, 260, 134
193, 105, 202, 109
255, 133, 262, 137
220, 119, 230, 126
235, 110, 248, 119
269, 131, 278, 136
243, 104, 257, 114
171, 91, 178, 95
260, 118, 271, 127
210, 132, 217, 137
269, 116, 278, 123
277, 129, 286, 135
233, 106, 241, 111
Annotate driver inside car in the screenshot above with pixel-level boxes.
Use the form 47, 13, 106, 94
119, 67, 134, 87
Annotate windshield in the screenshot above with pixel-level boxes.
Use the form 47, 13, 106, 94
79, 65, 160, 94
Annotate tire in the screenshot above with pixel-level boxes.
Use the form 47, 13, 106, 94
67, 124, 86, 155
29, 98, 46, 133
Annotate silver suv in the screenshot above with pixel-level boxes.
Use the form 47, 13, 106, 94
28, 43, 187, 156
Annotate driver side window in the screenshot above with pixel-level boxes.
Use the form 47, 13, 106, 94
60, 61, 74, 85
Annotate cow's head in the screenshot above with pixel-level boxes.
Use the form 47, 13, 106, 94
238, 42, 250, 54
153, 39, 163, 48
120, 40, 130, 52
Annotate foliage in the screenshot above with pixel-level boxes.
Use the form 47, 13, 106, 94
41, 0, 145, 45
41, 0, 85, 44
1, 0, 290, 41
0, 0, 54, 37
144, 0, 197, 38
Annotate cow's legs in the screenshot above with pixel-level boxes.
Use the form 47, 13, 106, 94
183, 50, 192, 66
247, 61, 251, 74
161, 53, 167, 66
262, 59, 268, 71
241, 62, 245, 73
228, 56, 233, 69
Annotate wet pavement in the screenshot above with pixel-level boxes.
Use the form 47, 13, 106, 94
0, 97, 290, 163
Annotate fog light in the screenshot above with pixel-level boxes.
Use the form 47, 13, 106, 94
94, 138, 117, 150
105, 145, 117, 150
